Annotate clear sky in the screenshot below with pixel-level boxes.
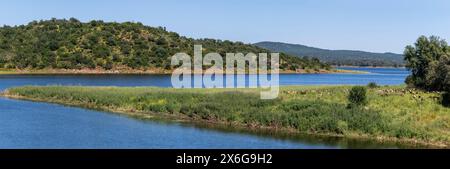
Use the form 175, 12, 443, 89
1, 0, 449, 53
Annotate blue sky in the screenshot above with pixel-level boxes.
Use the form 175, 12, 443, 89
1, 0, 449, 53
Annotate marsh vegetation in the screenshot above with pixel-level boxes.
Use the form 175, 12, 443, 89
3, 85, 449, 147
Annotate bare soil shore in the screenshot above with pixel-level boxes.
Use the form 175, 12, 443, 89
0, 68, 366, 75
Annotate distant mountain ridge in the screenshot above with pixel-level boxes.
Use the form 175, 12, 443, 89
254, 41, 405, 67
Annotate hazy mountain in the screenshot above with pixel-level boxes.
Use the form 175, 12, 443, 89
254, 41, 405, 67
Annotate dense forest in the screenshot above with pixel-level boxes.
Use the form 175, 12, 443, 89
255, 41, 405, 67
0, 18, 329, 71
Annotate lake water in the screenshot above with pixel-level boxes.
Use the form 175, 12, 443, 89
0, 67, 409, 90
0, 67, 410, 148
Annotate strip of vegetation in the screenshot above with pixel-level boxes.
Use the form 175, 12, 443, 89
3, 85, 449, 147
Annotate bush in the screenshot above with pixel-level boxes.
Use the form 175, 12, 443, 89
336, 120, 349, 134
367, 82, 378, 88
348, 86, 367, 107
442, 92, 450, 107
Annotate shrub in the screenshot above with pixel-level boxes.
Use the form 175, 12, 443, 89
367, 82, 378, 88
336, 120, 349, 134
348, 86, 368, 107
442, 92, 450, 107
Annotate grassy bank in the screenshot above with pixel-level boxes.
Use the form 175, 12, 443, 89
2, 85, 449, 147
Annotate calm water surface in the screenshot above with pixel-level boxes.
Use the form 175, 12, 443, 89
0, 67, 409, 90
0, 68, 410, 148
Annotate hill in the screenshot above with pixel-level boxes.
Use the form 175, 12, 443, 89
254, 41, 405, 67
0, 18, 330, 72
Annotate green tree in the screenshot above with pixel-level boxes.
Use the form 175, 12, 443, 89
404, 36, 450, 91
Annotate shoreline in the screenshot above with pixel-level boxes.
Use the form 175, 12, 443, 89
0, 68, 367, 75
335, 65, 407, 69
2, 86, 448, 148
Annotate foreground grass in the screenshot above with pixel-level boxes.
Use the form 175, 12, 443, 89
3, 85, 450, 147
